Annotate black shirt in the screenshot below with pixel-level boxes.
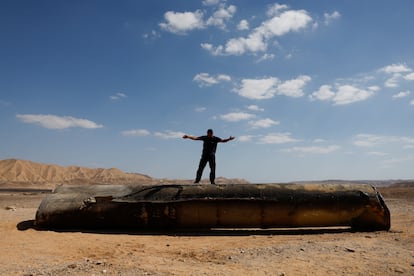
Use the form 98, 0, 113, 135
199, 136, 222, 156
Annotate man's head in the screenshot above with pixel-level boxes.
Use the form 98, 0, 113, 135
207, 129, 213, 137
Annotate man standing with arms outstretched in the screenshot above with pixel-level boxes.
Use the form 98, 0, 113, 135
183, 129, 235, 184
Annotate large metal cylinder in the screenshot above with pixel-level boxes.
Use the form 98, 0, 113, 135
35, 183, 390, 231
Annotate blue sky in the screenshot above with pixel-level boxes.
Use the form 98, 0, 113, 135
1, 0, 414, 182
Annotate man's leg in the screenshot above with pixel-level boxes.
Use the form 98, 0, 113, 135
195, 156, 208, 183
208, 155, 216, 184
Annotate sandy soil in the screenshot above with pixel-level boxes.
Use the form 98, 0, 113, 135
0, 188, 413, 276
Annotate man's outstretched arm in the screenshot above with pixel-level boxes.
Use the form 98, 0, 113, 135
182, 135, 201, 140
221, 136, 236, 143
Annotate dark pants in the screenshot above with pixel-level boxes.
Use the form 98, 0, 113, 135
195, 154, 216, 184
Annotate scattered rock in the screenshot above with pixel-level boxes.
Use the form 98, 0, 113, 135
5, 206, 16, 211
394, 268, 404, 273
67, 263, 77, 269
345, 247, 355, 253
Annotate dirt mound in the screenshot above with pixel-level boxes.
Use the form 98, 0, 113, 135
0, 159, 152, 188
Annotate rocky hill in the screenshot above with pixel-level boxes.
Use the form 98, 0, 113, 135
0, 159, 250, 189
0, 159, 153, 189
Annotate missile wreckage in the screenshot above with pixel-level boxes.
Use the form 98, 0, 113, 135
35, 183, 390, 231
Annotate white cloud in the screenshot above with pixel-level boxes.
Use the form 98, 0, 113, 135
258, 132, 299, 144
392, 91, 410, 99
324, 11, 341, 25
310, 84, 376, 105
379, 63, 411, 74
195, 107, 207, 112
193, 73, 231, 87
154, 130, 185, 139
238, 135, 255, 142
110, 92, 127, 101
202, 0, 222, 6
203, 6, 312, 56
309, 85, 335, 101
223, 31, 268, 55
257, 53, 275, 62
277, 75, 311, 98
353, 134, 384, 147
379, 64, 412, 88
400, 136, 414, 144
353, 134, 414, 148
206, 4, 236, 29
159, 10, 204, 34
266, 3, 288, 17
237, 77, 279, 99
368, 85, 380, 92
237, 19, 249, 30
217, 74, 232, 81
239, 132, 310, 145
200, 43, 224, 56
385, 73, 402, 88
236, 75, 311, 100
160, 2, 235, 34
122, 129, 151, 137
142, 30, 160, 40
284, 145, 340, 154
16, 114, 103, 130
247, 105, 264, 112
411, 100, 414, 106
404, 72, 414, 80
220, 112, 255, 122
249, 118, 280, 128
333, 85, 375, 105
259, 8, 312, 36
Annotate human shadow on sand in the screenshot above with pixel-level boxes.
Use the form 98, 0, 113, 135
17, 220, 354, 236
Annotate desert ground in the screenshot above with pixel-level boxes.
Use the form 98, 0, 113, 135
0, 186, 413, 276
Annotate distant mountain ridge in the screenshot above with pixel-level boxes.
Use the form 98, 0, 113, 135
0, 159, 152, 188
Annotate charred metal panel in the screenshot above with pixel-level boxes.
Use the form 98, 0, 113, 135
35, 183, 390, 231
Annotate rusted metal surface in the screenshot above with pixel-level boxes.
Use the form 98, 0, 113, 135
35, 183, 390, 231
